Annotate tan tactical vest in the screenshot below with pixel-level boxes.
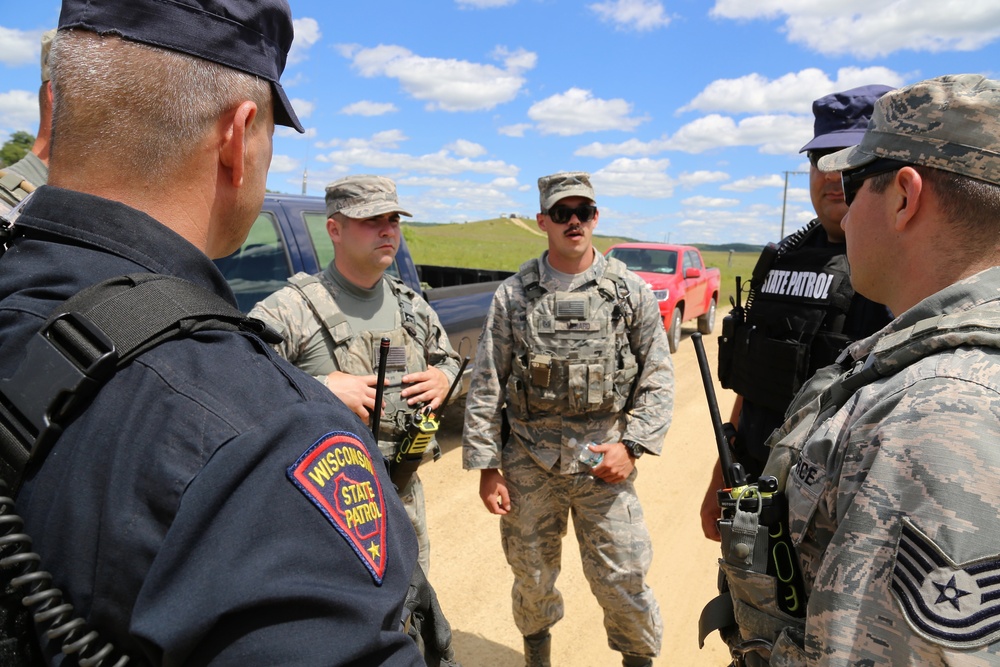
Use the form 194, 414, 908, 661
505, 257, 639, 421
288, 273, 428, 456
0, 170, 35, 217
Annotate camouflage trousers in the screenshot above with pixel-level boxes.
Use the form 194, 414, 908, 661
500, 439, 662, 657
397, 473, 430, 574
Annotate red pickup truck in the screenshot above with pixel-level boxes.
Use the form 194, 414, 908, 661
605, 243, 721, 353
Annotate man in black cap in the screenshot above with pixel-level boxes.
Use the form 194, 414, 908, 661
0, 1, 425, 664
700, 85, 894, 540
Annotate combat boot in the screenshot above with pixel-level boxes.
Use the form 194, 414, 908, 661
523, 630, 551, 667
622, 653, 653, 667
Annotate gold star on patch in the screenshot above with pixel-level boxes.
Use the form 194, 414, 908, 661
367, 541, 381, 561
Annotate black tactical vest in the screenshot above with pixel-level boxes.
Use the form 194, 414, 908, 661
719, 221, 856, 415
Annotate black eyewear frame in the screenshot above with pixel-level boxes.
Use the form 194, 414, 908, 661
841, 158, 911, 206
545, 204, 597, 224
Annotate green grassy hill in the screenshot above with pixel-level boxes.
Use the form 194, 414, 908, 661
401, 218, 762, 307
402, 218, 635, 272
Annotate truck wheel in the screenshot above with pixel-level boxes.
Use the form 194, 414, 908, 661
667, 307, 683, 353
697, 297, 717, 335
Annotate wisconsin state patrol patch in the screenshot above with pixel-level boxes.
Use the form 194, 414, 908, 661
288, 431, 388, 585
892, 517, 1000, 649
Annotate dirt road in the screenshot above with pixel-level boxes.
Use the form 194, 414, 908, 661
422, 323, 734, 666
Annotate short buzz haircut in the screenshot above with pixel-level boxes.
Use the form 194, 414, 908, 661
49, 30, 271, 183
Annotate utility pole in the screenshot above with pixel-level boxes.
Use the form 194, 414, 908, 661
781, 170, 808, 239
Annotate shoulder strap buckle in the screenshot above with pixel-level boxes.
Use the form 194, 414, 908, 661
0, 311, 119, 491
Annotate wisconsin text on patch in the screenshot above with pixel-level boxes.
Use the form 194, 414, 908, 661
288, 431, 388, 585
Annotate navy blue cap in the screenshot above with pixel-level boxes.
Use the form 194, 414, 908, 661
799, 84, 894, 153
58, 0, 304, 133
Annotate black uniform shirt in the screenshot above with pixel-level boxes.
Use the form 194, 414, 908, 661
0, 186, 423, 665
738, 223, 892, 477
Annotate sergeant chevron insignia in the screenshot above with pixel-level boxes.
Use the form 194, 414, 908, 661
892, 517, 1000, 649
288, 431, 388, 585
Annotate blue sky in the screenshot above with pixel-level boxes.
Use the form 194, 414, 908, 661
3, 1, 1000, 245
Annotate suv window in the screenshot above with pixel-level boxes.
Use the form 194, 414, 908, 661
213, 211, 292, 311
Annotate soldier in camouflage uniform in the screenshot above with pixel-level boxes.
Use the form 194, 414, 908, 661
714, 75, 1000, 665
463, 172, 673, 667
250, 175, 461, 574
0, 29, 55, 213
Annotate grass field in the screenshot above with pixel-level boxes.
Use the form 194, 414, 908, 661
402, 218, 762, 307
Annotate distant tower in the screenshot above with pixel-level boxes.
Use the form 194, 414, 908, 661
301, 168, 308, 195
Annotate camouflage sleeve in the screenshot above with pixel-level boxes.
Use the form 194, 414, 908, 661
622, 276, 674, 455
461, 282, 514, 470
785, 360, 1000, 664
412, 294, 462, 385
248, 286, 326, 381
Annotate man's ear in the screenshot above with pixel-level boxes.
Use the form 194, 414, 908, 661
219, 101, 258, 188
536, 212, 547, 232
893, 166, 924, 232
326, 216, 341, 243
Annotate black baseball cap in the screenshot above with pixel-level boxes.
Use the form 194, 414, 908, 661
800, 84, 893, 153
58, 0, 304, 133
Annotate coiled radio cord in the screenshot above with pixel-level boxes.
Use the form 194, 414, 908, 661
0, 481, 130, 667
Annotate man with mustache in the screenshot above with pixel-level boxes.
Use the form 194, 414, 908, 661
463, 172, 673, 667
251, 174, 461, 575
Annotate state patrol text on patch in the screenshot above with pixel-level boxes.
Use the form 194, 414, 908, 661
892, 517, 1000, 649
288, 431, 388, 585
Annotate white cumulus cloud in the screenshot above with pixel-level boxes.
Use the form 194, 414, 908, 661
290, 99, 315, 119
710, 1, 1000, 59
666, 113, 813, 155
445, 139, 488, 158
288, 18, 321, 65
0, 89, 39, 134
269, 155, 300, 173
592, 158, 676, 198
681, 195, 740, 207
681, 67, 905, 114
498, 123, 532, 137
720, 174, 786, 192
344, 44, 535, 112
315, 131, 518, 177
590, 0, 671, 31
0, 27, 40, 67
341, 101, 398, 116
528, 88, 647, 136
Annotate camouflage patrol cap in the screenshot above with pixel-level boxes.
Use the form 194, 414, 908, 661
538, 171, 595, 211
819, 74, 1000, 186
40, 29, 56, 83
325, 175, 413, 219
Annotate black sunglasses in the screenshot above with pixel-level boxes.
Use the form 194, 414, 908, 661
546, 204, 597, 224
841, 158, 911, 206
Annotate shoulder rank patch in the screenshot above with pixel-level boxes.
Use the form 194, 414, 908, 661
288, 431, 388, 585
891, 517, 1000, 649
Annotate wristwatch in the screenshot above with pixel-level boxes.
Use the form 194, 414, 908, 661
622, 439, 645, 459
